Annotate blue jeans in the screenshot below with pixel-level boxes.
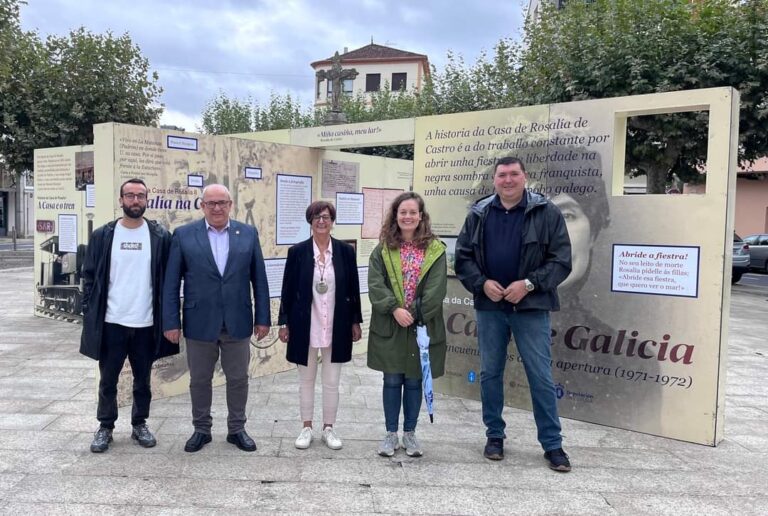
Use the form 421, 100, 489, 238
476, 309, 562, 451
382, 373, 422, 433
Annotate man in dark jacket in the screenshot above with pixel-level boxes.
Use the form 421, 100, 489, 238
455, 156, 573, 472
80, 178, 176, 453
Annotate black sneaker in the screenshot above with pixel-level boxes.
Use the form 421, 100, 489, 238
544, 448, 571, 472
483, 437, 504, 460
131, 423, 157, 448
90, 427, 113, 453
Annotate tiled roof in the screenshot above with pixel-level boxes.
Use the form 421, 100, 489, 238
311, 43, 428, 67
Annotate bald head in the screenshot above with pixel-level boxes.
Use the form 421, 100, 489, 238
201, 184, 233, 230
202, 184, 231, 200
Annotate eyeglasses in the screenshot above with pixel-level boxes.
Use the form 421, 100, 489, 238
202, 200, 232, 209
312, 215, 332, 222
122, 193, 147, 201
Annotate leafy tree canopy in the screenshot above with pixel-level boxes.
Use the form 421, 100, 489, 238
200, 91, 316, 134
200, 0, 768, 192
519, 0, 768, 190
0, 0, 163, 175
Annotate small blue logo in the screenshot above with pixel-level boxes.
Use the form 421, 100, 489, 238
555, 383, 564, 400
467, 370, 477, 383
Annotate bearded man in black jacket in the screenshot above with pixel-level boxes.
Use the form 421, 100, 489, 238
80, 178, 177, 453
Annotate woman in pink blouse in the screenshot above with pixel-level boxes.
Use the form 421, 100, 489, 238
278, 201, 363, 450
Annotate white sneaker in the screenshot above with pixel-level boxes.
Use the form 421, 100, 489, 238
294, 427, 313, 449
321, 427, 343, 450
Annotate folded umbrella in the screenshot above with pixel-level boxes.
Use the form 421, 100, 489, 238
416, 324, 435, 423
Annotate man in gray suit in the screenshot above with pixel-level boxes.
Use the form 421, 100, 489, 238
163, 184, 270, 452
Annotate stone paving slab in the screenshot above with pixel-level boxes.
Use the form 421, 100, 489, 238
1, 267, 767, 514
43, 414, 160, 433
64, 432, 182, 455
724, 433, 768, 452
69, 389, 100, 402
7, 476, 378, 512
0, 358, 24, 368
0, 430, 79, 451
602, 494, 768, 516
0, 385, 84, 401
10, 366, 96, 379
138, 509, 379, 516
0, 376, 84, 389
0, 450, 81, 474
0, 413, 59, 431
0, 400, 51, 413
0, 503, 139, 516
266, 391, 369, 409
370, 485, 500, 515
0, 474, 25, 502
41, 400, 99, 415
725, 405, 767, 419
492, 489, 616, 515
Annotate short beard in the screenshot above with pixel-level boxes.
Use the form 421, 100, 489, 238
122, 204, 146, 219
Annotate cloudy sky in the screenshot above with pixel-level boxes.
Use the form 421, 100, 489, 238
19, 0, 528, 131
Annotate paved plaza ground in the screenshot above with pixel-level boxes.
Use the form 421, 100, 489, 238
0, 266, 766, 514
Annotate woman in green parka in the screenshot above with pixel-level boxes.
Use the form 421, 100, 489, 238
368, 192, 447, 458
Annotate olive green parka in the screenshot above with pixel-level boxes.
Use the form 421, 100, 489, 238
367, 239, 447, 379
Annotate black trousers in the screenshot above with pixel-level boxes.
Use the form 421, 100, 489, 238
97, 322, 154, 429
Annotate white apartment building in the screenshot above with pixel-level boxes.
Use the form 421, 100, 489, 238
311, 43, 429, 108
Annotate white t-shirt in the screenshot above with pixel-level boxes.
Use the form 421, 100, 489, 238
104, 220, 153, 327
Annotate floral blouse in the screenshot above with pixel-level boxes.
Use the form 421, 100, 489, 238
400, 241, 425, 309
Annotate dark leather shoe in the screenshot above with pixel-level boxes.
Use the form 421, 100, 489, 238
90, 427, 112, 453
131, 423, 157, 448
484, 437, 504, 460
226, 430, 257, 452
184, 431, 212, 453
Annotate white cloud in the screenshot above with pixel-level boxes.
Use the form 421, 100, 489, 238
19, 0, 527, 124
398, 6, 429, 25
160, 109, 203, 133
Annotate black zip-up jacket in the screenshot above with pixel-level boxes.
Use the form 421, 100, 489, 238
79, 218, 177, 361
455, 191, 572, 312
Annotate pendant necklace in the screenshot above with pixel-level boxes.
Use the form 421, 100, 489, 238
315, 254, 329, 294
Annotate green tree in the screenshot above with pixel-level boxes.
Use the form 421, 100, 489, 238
253, 92, 315, 131
0, 0, 39, 175
200, 92, 253, 134
0, 0, 22, 82
327, 41, 521, 159
333, 83, 426, 159
196, 37, 519, 154
46, 29, 162, 145
518, 0, 768, 192
200, 91, 315, 134
423, 40, 521, 115
0, 7, 163, 176
334, 39, 520, 123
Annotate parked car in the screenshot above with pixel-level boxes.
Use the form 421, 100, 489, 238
743, 234, 768, 273
732, 234, 751, 284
